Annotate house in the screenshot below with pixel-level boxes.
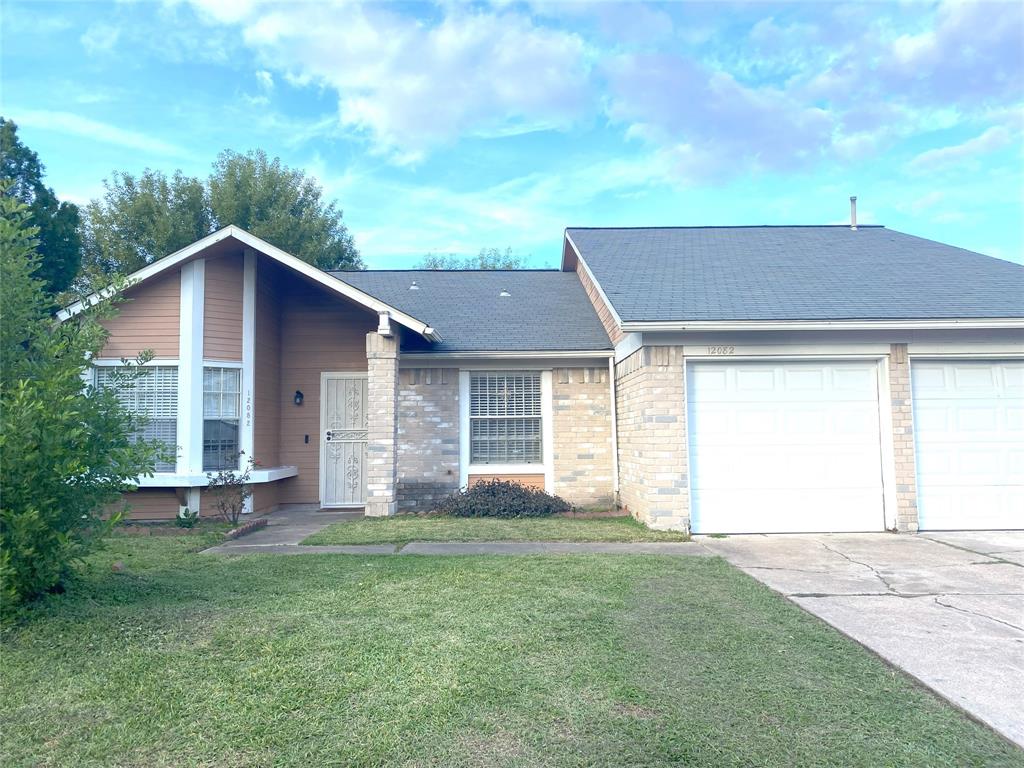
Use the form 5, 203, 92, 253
68, 220, 1023, 533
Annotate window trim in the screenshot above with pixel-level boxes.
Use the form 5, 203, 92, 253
202, 363, 242, 472
459, 369, 554, 493
93, 359, 180, 474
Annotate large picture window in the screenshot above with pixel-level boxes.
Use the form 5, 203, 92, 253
203, 366, 240, 471
95, 365, 178, 472
469, 372, 542, 464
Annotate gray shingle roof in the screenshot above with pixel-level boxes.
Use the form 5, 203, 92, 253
566, 226, 1024, 322
332, 270, 612, 352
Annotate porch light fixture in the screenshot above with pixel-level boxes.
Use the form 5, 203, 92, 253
294, 390, 304, 406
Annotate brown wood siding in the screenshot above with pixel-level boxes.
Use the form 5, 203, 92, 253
253, 258, 282, 468
99, 271, 180, 359
276, 276, 376, 505
204, 253, 243, 360
575, 261, 623, 344
251, 483, 279, 516
469, 474, 546, 490
115, 488, 181, 520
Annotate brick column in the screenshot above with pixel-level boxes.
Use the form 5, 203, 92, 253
889, 343, 919, 532
615, 346, 689, 532
365, 332, 399, 517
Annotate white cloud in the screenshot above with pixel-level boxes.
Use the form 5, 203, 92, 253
907, 126, 1015, 174
10, 109, 190, 157
255, 70, 273, 92
182, 1, 592, 164
604, 53, 833, 176
81, 23, 121, 55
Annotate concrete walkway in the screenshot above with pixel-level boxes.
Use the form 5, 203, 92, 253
700, 531, 1024, 749
203, 508, 707, 556
205, 540, 706, 556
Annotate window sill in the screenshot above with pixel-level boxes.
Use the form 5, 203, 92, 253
466, 463, 547, 475
135, 466, 298, 488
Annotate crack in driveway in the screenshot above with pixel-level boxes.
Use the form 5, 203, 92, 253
931, 596, 1024, 633
817, 540, 897, 593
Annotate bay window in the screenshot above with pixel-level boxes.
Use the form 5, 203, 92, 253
469, 372, 543, 464
203, 366, 241, 471
95, 365, 178, 472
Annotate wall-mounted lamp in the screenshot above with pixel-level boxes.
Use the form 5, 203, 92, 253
294, 390, 304, 406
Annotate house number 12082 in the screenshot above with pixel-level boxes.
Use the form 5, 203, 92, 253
706, 345, 735, 355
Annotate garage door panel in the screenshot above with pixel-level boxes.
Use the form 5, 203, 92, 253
917, 487, 1024, 530
691, 489, 883, 534
912, 360, 1024, 531
692, 445, 881, 489
687, 361, 885, 534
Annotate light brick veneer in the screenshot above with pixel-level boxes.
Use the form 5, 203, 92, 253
615, 346, 689, 531
365, 332, 399, 516
396, 368, 460, 512
552, 367, 615, 507
889, 343, 919, 532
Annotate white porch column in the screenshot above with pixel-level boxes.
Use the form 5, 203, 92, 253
177, 259, 205, 476
177, 259, 205, 516
365, 331, 399, 516
240, 249, 257, 514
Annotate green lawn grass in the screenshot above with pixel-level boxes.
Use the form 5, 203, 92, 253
2, 533, 1018, 767
302, 514, 690, 546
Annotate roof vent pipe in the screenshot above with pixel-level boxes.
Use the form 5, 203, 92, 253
850, 196, 858, 230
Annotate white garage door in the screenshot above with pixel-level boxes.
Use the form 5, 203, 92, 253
912, 360, 1024, 530
687, 361, 886, 534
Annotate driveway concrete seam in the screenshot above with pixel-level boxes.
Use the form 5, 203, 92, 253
920, 536, 1024, 569
932, 596, 1024, 633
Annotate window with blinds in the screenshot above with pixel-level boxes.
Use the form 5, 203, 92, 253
95, 366, 178, 472
469, 372, 542, 464
203, 367, 241, 471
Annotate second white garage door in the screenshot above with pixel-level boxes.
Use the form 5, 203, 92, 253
687, 361, 886, 534
912, 360, 1023, 530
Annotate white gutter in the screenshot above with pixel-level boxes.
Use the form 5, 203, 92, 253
607, 356, 619, 500
619, 318, 1024, 332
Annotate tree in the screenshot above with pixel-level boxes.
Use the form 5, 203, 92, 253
417, 247, 526, 270
81, 149, 363, 276
82, 169, 210, 275
0, 188, 160, 616
0, 118, 82, 294
210, 150, 360, 271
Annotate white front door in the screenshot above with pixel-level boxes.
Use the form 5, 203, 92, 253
687, 360, 886, 534
320, 373, 368, 507
912, 360, 1024, 530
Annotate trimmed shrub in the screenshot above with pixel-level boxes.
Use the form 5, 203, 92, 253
436, 480, 571, 519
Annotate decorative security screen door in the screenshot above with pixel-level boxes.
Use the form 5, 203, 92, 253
320, 373, 368, 507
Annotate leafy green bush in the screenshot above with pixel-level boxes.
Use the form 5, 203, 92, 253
436, 480, 571, 519
0, 188, 159, 619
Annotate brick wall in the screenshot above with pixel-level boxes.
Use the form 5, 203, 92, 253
889, 343, 919, 532
396, 367, 460, 512
552, 367, 615, 507
615, 346, 689, 531
574, 260, 623, 344
365, 332, 399, 516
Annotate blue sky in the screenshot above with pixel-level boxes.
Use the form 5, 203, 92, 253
2, 0, 1022, 268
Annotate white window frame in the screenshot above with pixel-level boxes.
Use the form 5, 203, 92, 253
459, 369, 554, 493
202, 361, 243, 472
92, 358, 181, 474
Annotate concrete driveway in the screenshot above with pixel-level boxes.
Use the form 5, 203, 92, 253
700, 531, 1024, 748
